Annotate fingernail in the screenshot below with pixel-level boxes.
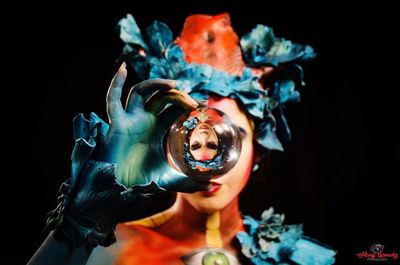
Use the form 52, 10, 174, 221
120, 62, 127, 70
190, 98, 199, 108
170, 80, 177, 87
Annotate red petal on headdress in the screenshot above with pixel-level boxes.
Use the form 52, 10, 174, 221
175, 13, 245, 76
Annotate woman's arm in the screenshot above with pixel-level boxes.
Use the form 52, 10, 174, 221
26, 64, 207, 265
27, 231, 92, 265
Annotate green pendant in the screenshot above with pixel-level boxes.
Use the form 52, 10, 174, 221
202, 250, 230, 265
197, 111, 208, 122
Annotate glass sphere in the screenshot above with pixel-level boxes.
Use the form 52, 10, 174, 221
167, 107, 242, 181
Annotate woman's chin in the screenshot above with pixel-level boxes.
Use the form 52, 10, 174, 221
182, 192, 231, 214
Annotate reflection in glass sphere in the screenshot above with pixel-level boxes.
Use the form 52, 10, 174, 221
168, 107, 242, 181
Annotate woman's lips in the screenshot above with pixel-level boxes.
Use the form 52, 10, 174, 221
202, 181, 221, 195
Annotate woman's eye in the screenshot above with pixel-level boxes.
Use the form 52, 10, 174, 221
190, 142, 201, 150
207, 142, 218, 150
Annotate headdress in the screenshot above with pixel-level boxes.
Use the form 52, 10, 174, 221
118, 13, 315, 151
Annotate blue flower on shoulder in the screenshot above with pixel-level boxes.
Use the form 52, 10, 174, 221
183, 117, 198, 130
237, 208, 336, 265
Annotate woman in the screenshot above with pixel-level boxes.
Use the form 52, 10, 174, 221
186, 108, 221, 162
28, 13, 335, 265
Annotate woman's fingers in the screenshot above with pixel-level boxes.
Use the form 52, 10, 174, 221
116, 76, 198, 115
106, 62, 127, 120
146, 89, 199, 114
125, 78, 176, 113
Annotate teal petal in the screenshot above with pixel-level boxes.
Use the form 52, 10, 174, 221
71, 113, 109, 189
255, 115, 284, 151
145, 20, 173, 56
240, 24, 316, 67
290, 237, 336, 265
118, 14, 148, 50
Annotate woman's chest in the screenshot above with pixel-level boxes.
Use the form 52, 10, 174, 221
114, 226, 242, 265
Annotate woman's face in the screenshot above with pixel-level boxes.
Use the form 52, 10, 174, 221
189, 122, 218, 161
168, 96, 254, 213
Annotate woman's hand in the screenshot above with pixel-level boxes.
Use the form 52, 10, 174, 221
100, 62, 211, 192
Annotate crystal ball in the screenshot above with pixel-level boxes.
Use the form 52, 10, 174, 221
167, 107, 242, 181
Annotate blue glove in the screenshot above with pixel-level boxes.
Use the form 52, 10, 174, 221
99, 62, 211, 192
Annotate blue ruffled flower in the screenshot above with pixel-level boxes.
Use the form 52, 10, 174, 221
117, 14, 316, 151
145, 20, 173, 57
236, 208, 336, 265
240, 24, 316, 67
118, 14, 149, 50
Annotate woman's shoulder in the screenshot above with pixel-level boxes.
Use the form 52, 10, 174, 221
236, 207, 336, 265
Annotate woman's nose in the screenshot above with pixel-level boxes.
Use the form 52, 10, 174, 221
199, 132, 209, 142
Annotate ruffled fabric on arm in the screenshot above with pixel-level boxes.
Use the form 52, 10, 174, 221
236, 208, 336, 265
70, 112, 109, 186
44, 113, 168, 248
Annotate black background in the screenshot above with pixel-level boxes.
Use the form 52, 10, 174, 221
2, 1, 398, 264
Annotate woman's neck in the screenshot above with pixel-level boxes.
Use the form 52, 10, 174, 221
156, 194, 244, 248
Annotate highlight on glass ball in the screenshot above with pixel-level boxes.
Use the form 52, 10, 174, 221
168, 107, 242, 181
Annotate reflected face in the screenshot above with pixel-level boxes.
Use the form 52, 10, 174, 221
168, 96, 254, 213
189, 122, 218, 161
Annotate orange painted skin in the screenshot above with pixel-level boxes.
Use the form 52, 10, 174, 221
176, 13, 245, 76
114, 198, 245, 264
175, 13, 274, 80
